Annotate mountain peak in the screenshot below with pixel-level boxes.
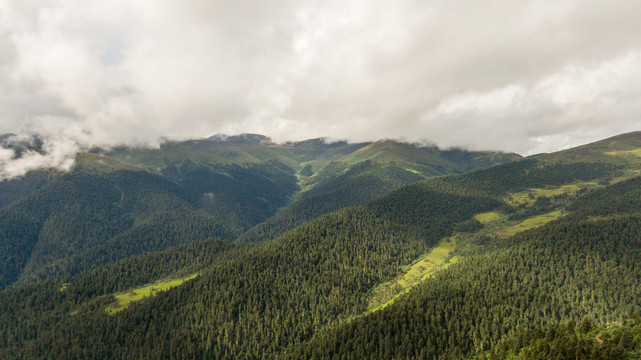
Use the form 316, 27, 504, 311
206, 133, 272, 144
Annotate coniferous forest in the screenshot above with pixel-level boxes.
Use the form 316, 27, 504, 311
2, 132, 641, 359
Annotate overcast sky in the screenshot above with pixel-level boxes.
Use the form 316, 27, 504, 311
1, 0, 641, 177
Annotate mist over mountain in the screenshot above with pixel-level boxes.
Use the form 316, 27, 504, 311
2, 1, 641, 181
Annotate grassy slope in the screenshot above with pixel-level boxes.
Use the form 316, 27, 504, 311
104, 274, 199, 314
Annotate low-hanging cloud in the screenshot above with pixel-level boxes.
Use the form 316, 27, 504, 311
1, 0, 641, 178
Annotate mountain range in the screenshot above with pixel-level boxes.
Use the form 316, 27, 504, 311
1, 131, 641, 359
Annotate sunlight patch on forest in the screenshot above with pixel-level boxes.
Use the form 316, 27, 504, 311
367, 236, 458, 313
474, 211, 501, 223
507, 182, 598, 206
497, 210, 565, 238
605, 148, 641, 158
105, 274, 198, 314
366, 208, 568, 314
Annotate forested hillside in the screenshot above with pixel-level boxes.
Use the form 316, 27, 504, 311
295, 216, 641, 359
237, 140, 517, 243
1, 131, 641, 359
0, 184, 503, 358
0, 134, 514, 288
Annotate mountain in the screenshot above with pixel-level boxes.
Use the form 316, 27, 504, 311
237, 140, 518, 242
0, 135, 516, 289
1, 131, 641, 359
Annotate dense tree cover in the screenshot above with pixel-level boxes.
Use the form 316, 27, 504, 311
422, 159, 622, 197
0, 156, 307, 288
1, 133, 640, 359
508, 196, 558, 221
293, 217, 641, 359
0, 236, 238, 359
238, 160, 427, 243
0, 137, 516, 287
67, 237, 237, 298
0, 170, 56, 209
476, 316, 641, 359
0, 170, 232, 289
0, 188, 501, 359
238, 143, 519, 243
438, 148, 520, 173
163, 161, 299, 233
569, 176, 641, 218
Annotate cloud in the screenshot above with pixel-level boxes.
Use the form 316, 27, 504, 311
0, 0, 640, 178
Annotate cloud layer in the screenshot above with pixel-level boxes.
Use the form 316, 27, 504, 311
1, 0, 641, 178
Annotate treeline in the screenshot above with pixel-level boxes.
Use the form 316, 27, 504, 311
293, 217, 641, 359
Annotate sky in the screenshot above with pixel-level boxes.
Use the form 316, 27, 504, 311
1, 0, 641, 178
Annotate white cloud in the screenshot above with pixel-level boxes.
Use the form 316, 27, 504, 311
0, 0, 640, 177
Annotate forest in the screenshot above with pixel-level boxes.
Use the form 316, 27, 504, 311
1, 132, 641, 359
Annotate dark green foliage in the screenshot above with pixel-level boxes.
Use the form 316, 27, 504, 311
509, 196, 557, 221
2, 132, 641, 359
166, 161, 299, 233
67, 237, 236, 299
0, 170, 232, 289
454, 218, 484, 233
0, 170, 56, 209
439, 148, 520, 173
0, 237, 235, 358
293, 217, 641, 359
0, 187, 501, 359
239, 141, 519, 243
299, 164, 314, 176
569, 176, 641, 218
424, 159, 623, 197
478, 316, 641, 359
238, 160, 427, 243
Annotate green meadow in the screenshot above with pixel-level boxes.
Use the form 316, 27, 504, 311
105, 274, 198, 314
496, 210, 565, 238
474, 211, 501, 224
368, 236, 458, 312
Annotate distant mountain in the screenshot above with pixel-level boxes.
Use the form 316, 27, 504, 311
205, 133, 273, 144
238, 139, 518, 242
